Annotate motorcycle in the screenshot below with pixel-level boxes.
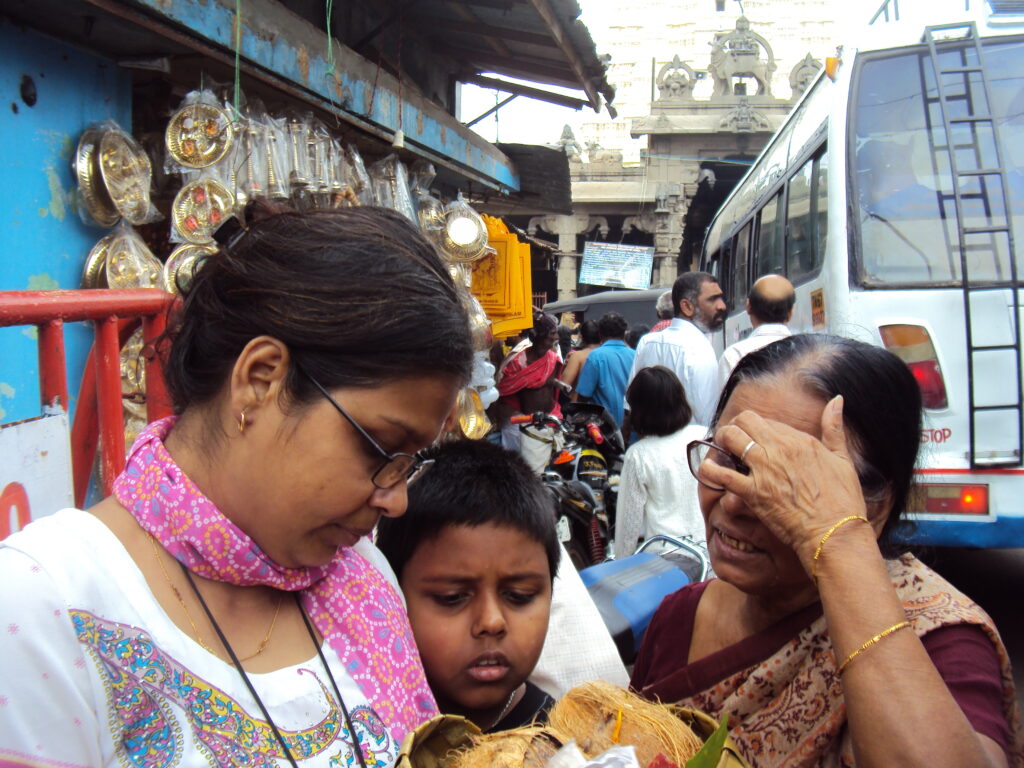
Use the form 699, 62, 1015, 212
510, 403, 625, 570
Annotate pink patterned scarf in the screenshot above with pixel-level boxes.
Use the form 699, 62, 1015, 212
112, 417, 438, 744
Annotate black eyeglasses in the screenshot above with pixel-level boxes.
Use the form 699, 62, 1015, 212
687, 439, 751, 491
301, 370, 434, 489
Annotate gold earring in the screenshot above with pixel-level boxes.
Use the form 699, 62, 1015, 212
238, 407, 250, 434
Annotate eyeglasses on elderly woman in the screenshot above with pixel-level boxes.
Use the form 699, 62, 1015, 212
687, 439, 752, 491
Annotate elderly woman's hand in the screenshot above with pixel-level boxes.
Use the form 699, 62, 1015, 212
701, 395, 873, 574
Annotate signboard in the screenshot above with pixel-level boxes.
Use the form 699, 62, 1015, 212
579, 242, 655, 291
0, 413, 74, 538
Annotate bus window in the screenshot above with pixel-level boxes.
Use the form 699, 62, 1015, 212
813, 152, 829, 265
755, 192, 784, 276
731, 223, 752, 311
787, 158, 815, 280
853, 41, 1023, 285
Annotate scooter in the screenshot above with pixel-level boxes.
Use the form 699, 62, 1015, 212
580, 535, 711, 664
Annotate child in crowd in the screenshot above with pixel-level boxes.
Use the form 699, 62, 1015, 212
376, 439, 560, 732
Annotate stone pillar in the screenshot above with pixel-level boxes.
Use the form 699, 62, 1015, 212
555, 252, 579, 301
527, 214, 609, 300
653, 185, 686, 286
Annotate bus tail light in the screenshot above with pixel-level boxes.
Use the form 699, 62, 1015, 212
911, 483, 989, 515
879, 324, 949, 409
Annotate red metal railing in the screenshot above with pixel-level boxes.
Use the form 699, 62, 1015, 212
0, 290, 175, 505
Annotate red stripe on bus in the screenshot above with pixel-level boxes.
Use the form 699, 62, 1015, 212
915, 468, 1024, 476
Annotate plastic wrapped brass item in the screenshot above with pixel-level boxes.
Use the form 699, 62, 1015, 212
455, 388, 491, 440
74, 128, 120, 227
162, 243, 214, 294
286, 118, 311, 190
105, 225, 161, 289
243, 122, 265, 201
165, 102, 234, 169
369, 154, 417, 222
265, 121, 290, 200
172, 178, 234, 243
99, 126, 159, 225
439, 194, 489, 263
81, 233, 115, 288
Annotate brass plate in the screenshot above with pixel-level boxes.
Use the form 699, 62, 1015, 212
74, 129, 120, 227
165, 102, 234, 169
98, 128, 154, 225
106, 232, 160, 289
162, 243, 214, 294
172, 179, 234, 244
81, 233, 114, 289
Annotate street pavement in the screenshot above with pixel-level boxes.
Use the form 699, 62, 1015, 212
927, 547, 1024, 713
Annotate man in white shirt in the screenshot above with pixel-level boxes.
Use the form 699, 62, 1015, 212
624, 272, 726, 429
718, 274, 795, 386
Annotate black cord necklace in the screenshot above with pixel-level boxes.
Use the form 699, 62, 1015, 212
180, 564, 370, 768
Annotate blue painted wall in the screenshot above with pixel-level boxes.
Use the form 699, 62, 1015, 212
0, 20, 132, 423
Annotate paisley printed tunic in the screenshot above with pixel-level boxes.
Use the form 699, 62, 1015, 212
0, 510, 400, 768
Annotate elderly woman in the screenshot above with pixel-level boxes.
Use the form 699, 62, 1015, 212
631, 335, 1022, 767
0, 204, 473, 766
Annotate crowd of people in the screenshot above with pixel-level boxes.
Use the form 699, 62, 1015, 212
0, 204, 1020, 768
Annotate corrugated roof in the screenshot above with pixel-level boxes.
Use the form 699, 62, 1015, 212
418, 0, 615, 115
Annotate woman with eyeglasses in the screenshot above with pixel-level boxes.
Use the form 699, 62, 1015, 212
630, 335, 1022, 768
0, 202, 473, 767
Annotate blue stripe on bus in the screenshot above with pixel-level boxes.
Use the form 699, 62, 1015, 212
897, 517, 1024, 548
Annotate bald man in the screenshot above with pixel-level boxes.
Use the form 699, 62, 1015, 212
718, 274, 796, 386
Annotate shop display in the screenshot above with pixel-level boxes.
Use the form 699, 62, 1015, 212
172, 178, 234, 243
98, 124, 160, 225
346, 144, 373, 205
74, 127, 120, 228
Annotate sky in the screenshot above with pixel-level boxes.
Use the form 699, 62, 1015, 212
457, 0, 627, 148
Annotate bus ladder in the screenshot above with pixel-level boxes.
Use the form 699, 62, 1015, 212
0, 289, 175, 507
925, 23, 1023, 468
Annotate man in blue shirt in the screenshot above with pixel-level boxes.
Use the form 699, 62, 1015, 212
574, 312, 635, 428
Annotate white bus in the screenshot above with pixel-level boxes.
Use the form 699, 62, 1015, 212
700, 0, 1024, 547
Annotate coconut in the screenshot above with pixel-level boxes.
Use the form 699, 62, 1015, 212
546, 681, 704, 767
447, 726, 567, 768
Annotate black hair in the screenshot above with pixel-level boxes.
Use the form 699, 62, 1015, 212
626, 365, 692, 436
671, 271, 716, 318
557, 325, 573, 358
376, 439, 561, 581
597, 312, 628, 340
164, 202, 473, 412
579, 319, 601, 346
625, 324, 650, 349
715, 334, 921, 556
748, 282, 795, 324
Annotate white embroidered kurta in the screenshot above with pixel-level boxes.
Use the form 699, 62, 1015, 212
613, 424, 709, 559
0, 510, 400, 768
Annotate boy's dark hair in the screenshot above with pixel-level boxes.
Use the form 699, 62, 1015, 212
597, 312, 628, 340
626, 365, 693, 436
376, 439, 561, 580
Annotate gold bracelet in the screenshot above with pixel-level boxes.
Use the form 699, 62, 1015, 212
811, 515, 869, 583
837, 620, 912, 675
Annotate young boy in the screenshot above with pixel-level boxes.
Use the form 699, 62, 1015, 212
376, 439, 560, 732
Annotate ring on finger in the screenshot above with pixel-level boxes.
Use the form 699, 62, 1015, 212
739, 439, 758, 463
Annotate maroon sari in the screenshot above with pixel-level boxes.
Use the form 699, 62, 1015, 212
631, 554, 1024, 768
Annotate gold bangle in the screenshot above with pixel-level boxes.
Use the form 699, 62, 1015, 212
837, 620, 912, 675
811, 515, 869, 583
